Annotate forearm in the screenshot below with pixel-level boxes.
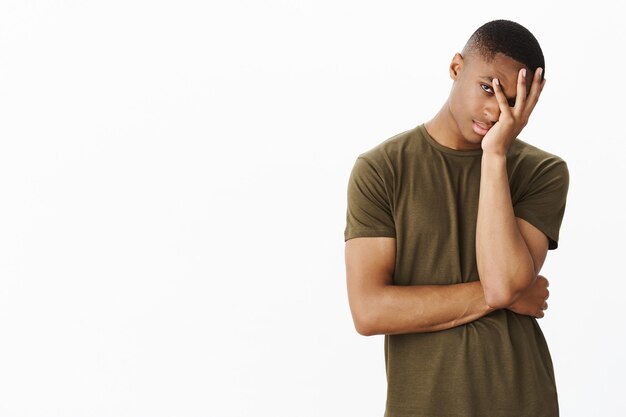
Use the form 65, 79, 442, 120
352, 281, 495, 336
476, 154, 536, 307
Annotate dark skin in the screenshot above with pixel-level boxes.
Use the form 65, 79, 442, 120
425, 50, 546, 151
345, 50, 550, 336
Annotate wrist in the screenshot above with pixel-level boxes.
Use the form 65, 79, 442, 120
480, 152, 508, 172
481, 149, 509, 160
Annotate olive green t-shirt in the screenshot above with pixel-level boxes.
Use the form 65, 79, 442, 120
344, 124, 569, 417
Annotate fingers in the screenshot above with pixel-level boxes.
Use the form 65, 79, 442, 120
524, 68, 545, 117
514, 68, 528, 115
535, 301, 548, 319
534, 275, 550, 318
492, 78, 512, 116
537, 294, 549, 319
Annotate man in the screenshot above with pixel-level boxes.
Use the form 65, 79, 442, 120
344, 20, 569, 416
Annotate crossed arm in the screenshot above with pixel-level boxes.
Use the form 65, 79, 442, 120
345, 217, 549, 336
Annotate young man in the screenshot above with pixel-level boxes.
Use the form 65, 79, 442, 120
344, 20, 569, 416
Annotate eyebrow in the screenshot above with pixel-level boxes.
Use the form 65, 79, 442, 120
479, 76, 516, 106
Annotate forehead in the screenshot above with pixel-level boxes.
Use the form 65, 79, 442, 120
466, 52, 531, 93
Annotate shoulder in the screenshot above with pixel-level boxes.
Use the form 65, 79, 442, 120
508, 138, 569, 181
356, 125, 424, 169
508, 139, 570, 250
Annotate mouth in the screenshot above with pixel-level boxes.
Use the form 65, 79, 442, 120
472, 120, 491, 136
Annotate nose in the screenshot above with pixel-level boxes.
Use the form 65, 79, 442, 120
483, 97, 501, 124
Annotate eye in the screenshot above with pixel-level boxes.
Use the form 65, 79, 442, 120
481, 83, 494, 94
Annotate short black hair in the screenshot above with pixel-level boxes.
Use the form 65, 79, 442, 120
463, 20, 545, 81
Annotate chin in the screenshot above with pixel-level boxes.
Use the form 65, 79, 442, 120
463, 127, 484, 143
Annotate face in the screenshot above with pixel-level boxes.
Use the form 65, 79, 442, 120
445, 51, 532, 149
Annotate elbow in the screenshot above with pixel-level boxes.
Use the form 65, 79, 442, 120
352, 309, 380, 337
483, 278, 533, 309
482, 268, 536, 309
482, 278, 524, 309
483, 288, 519, 309
354, 322, 376, 337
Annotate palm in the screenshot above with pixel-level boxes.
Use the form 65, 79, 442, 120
481, 68, 545, 155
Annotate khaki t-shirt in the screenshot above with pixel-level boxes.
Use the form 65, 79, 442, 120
344, 124, 569, 417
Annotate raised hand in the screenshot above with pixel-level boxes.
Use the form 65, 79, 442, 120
481, 67, 546, 156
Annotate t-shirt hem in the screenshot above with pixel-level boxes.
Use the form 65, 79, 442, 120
344, 228, 396, 241
385, 404, 558, 417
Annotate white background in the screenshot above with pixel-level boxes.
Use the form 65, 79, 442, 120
0, 1, 624, 416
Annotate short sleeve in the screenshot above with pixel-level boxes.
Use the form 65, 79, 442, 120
513, 160, 569, 250
344, 156, 396, 241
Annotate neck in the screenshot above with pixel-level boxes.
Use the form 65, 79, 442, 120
425, 102, 482, 151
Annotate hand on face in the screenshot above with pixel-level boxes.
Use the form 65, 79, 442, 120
481, 67, 546, 156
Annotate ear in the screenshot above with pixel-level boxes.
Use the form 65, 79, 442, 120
449, 53, 464, 80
